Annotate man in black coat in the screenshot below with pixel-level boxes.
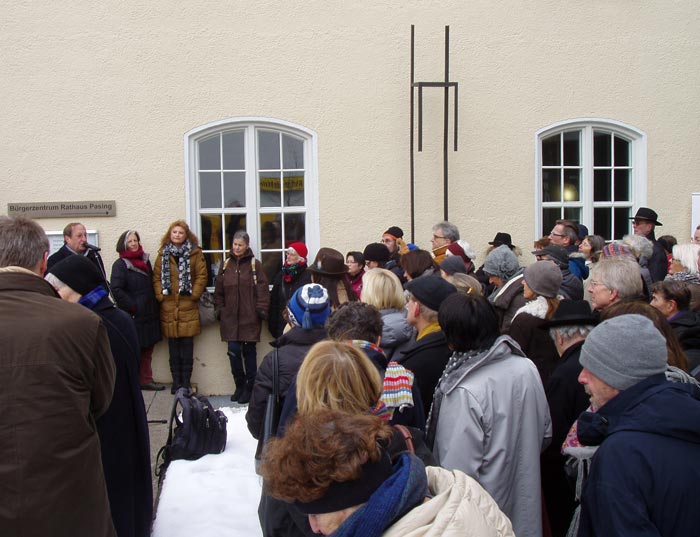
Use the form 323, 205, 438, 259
631, 207, 667, 282
396, 276, 457, 416
47, 221, 109, 288
47, 255, 153, 537
541, 300, 596, 537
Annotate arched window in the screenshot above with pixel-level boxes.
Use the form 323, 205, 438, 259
536, 119, 646, 240
186, 118, 319, 286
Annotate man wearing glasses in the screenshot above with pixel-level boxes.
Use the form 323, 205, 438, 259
630, 207, 667, 282
430, 221, 460, 264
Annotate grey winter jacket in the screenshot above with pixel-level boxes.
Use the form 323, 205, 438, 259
432, 336, 552, 537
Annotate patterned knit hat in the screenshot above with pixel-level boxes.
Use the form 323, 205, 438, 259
287, 284, 331, 329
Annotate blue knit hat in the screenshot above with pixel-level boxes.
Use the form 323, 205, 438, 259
287, 284, 331, 329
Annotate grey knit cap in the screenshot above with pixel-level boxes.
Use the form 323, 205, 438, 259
580, 314, 668, 391
483, 245, 520, 281
523, 260, 562, 298
440, 255, 467, 275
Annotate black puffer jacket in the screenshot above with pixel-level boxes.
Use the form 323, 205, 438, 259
245, 326, 327, 443
110, 257, 161, 348
670, 310, 700, 378
267, 266, 312, 339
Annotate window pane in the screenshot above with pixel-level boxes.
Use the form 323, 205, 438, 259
260, 172, 281, 207
564, 170, 580, 202
594, 132, 611, 166
223, 172, 245, 208
563, 131, 580, 166
199, 135, 220, 170
614, 169, 630, 202
614, 136, 629, 167
283, 134, 304, 169
258, 131, 280, 169
204, 252, 224, 288
542, 208, 561, 236
223, 214, 246, 250
261, 251, 284, 283
594, 169, 611, 202
260, 214, 282, 250
564, 207, 581, 224
542, 169, 561, 202
594, 208, 611, 240
200, 214, 222, 251
284, 212, 306, 244
614, 207, 631, 240
222, 131, 245, 170
199, 172, 222, 208
541, 134, 560, 166
283, 172, 305, 207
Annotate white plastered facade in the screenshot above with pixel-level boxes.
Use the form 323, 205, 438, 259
1, 1, 699, 393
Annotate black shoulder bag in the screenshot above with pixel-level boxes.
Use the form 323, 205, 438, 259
256, 349, 280, 474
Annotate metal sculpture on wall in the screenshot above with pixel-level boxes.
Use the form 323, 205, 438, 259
410, 25, 459, 242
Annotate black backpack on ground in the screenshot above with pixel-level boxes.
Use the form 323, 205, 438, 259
156, 388, 228, 479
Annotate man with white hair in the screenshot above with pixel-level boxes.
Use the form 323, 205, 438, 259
0, 216, 116, 537
576, 314, 700, 536
587, 257, 643, 312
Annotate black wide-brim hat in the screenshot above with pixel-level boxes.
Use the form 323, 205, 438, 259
489, 232, 514, 249
546, 299, 597, 327
629, 207, 662, 226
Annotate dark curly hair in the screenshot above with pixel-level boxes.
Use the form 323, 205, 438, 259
326, 302, 383, 343
260, 410, 393, 504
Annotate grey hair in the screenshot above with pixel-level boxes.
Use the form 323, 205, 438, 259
432, 221, 460, 242
622, 234, 653, 260
233, 230, 250, 245
549, 324, 593, 342
590, 257, 643, 299
413, 297, 439, 323
672, 243, 700, 275
0, 216, 50, 270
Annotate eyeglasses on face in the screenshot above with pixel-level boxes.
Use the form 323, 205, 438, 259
549, 231, 566, 238
432, 234, 447, 240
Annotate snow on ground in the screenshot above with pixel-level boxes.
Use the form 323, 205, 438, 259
152, 406, 263, 537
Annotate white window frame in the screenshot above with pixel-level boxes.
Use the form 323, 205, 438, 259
534, 118, 647, 240
184, 117, 320, 279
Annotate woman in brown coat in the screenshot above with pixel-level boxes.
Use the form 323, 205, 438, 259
214, 230, 270, 403
153, 220, 208, 393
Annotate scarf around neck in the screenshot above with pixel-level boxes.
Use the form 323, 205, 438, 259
281, 260, 306, 283
332, 454, 428, 537
120, 246, 150, 274
425, 348, 482, 448
161, 240, 193, 295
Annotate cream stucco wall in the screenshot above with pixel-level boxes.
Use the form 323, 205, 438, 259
2, 1, 699, 393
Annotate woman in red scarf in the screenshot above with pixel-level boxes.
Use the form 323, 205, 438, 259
111, 230, 164, 390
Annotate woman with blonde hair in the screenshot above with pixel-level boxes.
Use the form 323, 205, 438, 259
360, 268, 414, 359
297, 340, 383, 416
153, 219, 207, 393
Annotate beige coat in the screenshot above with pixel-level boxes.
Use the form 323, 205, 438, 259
383, 466, 515, 537
153, 247, 208, 338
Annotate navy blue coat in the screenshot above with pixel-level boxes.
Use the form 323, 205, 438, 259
577, 374, 700, 536
110, 257, 161, 349
92, 296, 153, 537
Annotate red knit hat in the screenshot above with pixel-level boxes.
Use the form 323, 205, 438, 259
287, 242, 308, 259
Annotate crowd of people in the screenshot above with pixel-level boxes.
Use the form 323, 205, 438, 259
2, 209, 700, 536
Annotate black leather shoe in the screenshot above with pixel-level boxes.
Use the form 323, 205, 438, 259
140, 382, 166, 391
